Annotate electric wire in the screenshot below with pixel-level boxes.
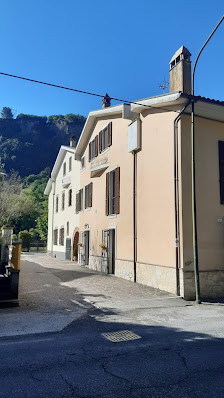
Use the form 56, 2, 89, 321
0, 71, 182, 114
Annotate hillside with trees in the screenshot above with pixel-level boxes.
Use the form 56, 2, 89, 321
0, 108, 86, 245
0, 110, 86, 177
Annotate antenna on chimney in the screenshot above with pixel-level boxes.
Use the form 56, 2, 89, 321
159, 80, 169, 93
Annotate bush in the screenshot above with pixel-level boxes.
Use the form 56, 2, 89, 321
18, 230, 32, 252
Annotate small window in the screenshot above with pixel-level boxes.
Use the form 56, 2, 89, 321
56, 196, 59, 213
85, 183, 93, 208
69, 157, 72, 172
67, 222, 69, 236
81, 156, 85, 169
89, 136, 98, 161
63, 162, 66, 176
99, 122, 112, 153
59, 227, 64, 246
76, 188, 83, 213
106, 167, 120, 215
62, 191, 65, 211
54, 229, 58, 245
68, 189, 72, 206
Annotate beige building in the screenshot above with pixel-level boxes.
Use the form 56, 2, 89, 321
45, 138, 80, 260
46, 46, 224, 299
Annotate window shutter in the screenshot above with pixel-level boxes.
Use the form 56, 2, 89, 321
79, 190, 82, 211
108, 122, 112, 147
89, 143, 91, 162
99, 131, 102, 153
76, 192, 80, 213
95, 136, 98, 157
106, 172, 109, 216
85, 185, 88, 208
219, 141, 224, 204
114, 167, 120, 214
90, 182, 93, 207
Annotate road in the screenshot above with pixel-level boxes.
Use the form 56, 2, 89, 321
0, 254, 224, 397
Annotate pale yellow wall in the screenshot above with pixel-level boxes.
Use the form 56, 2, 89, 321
47, 151, 80, 255
181, 115, 224, 272
47, 186, 54, 252
137, 110, 177, 268
79, 115, 133, 262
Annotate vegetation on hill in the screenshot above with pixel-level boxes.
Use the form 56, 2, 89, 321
0, 109, 86, 177
0, 107, 86, 241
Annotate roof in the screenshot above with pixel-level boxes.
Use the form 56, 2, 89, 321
75, 103, 132, 159
44, 145, 76, 195
131, 92, 224, 122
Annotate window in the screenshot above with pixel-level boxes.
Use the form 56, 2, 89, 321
54, 229, 58, 245
99, 122, 112, 153
85, 183, 93, 208
76, 188, 83, 213
63, 162, 66, 176
68, 189, 72, 206
219, 141, 224, 203
69, 156, 72, 172
81, 156, 85, 169
56, 195, 59, 213
67, 222, 69, 236
89, 136, 98, 161
106, 167, 120, 215
59, 227, 64, 246
62, 191, 65, 210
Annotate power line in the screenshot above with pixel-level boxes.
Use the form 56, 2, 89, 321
0, 71, 181, 114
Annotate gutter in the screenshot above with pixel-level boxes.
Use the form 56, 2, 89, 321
173, 99, 191, 296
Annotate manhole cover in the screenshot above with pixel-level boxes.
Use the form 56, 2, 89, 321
102, 330, 141, 343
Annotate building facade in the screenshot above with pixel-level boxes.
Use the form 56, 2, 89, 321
45, 142, 80, 260
45, 46, 224, 300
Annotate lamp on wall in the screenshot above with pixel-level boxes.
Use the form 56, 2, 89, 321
84, 224, 89, 230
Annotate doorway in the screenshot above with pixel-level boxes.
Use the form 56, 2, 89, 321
72, 231, 79, 261
84, 231, 90, 265
101, 228, 115, 274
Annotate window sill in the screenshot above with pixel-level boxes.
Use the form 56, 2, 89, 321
85, 207, 91, 211
90, 157, 97, 164
108, 214, 117, 219
81, 167, 86, 172
100, 147, 110, 155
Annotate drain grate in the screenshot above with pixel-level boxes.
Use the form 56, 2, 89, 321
102, 330, 141, 343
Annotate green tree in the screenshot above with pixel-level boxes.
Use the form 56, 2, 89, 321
18, 230, 32, 252
1, 107, 14, 119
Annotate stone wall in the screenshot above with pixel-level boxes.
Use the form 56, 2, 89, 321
136, 262, 177, 294
181, 270, 224, 300
115, 259, 134, 281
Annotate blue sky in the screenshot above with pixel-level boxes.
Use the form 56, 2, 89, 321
0, 0, 223, 117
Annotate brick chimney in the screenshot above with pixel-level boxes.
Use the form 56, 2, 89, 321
70, 136, 76, 147
102, 93, 111, 109
169, 46, 191, 94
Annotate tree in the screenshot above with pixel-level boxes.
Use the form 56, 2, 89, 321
0, 171, 36, 228
18, 230, 32, 252
1, 107, 14, 119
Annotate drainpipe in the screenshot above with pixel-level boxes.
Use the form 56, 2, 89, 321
174, 99, 191, 296
133, 150, 137, 282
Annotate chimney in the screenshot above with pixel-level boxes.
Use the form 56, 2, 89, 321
70, 136, 76, 147
102, 93, 111, 109
169, 46, 191, 94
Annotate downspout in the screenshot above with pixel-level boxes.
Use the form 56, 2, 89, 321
174, 99, 191, 296
133, 150, 137, 282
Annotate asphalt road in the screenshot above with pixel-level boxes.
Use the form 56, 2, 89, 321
0, 256, 224, 397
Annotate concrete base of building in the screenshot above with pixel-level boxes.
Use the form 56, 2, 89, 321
47, 250, 66, 261
181, 269, 224, 300
136, 262, 177, 295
